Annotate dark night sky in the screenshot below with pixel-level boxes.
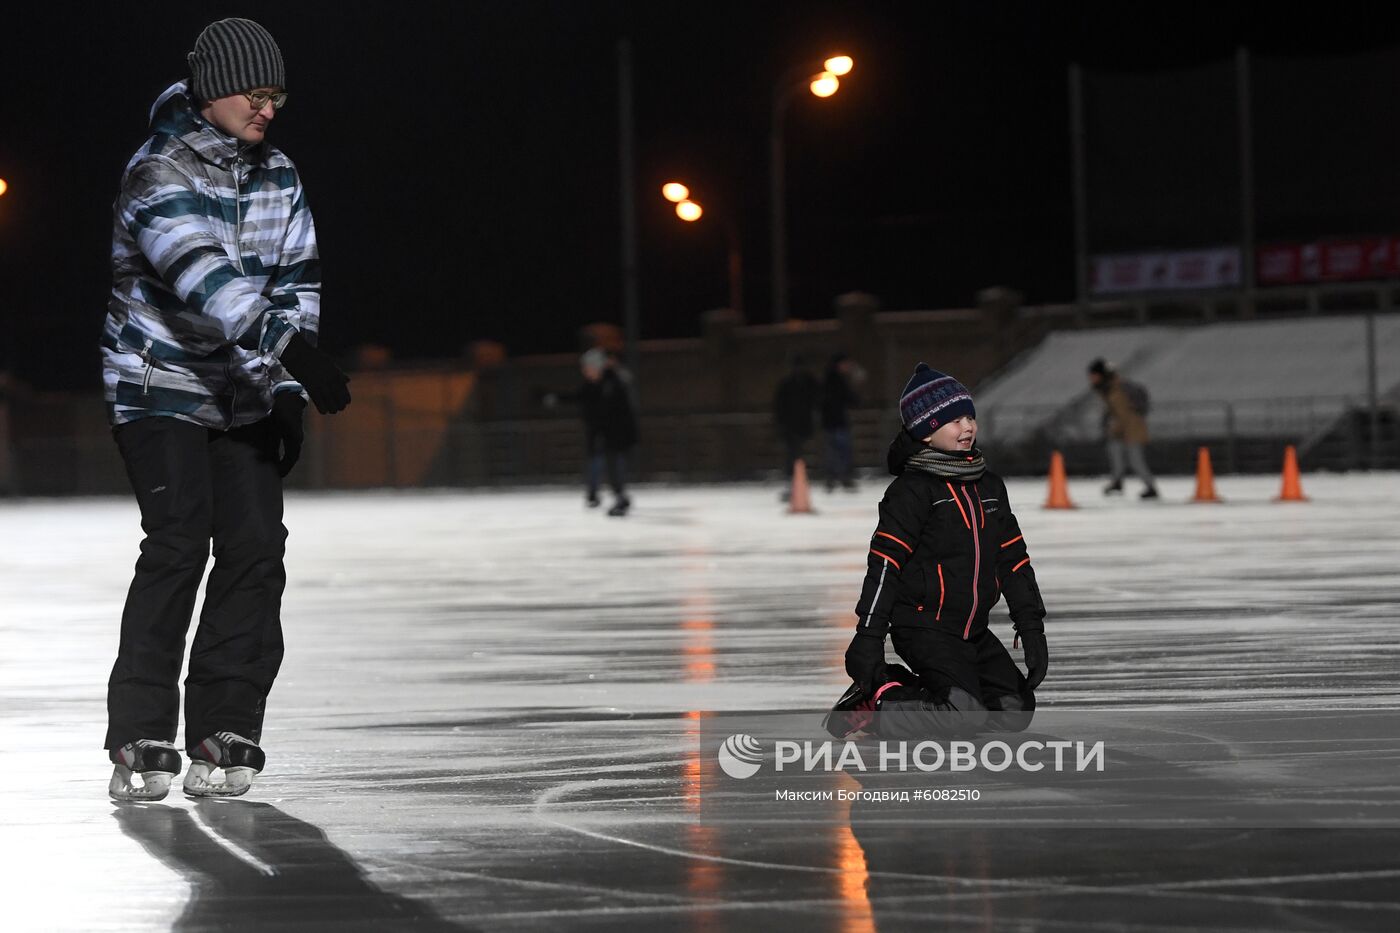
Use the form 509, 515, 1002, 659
3, 2, 1397, 390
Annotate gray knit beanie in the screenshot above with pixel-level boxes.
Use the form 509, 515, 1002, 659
580, 348, 608, 372
187, 18, 285, 102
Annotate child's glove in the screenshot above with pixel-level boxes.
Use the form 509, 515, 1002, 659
844, 632, 886, 693
1016, 628, 1049, 690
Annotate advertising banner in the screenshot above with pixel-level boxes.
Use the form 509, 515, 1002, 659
1257, 237, 1400, 285
1091, 248, 1242, 295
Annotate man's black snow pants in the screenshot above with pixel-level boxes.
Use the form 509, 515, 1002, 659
105, 416, 287, 753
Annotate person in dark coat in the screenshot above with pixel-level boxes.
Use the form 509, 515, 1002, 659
772, 355, 818, 500
820, 352, 860, 491
826, 364, 1050, 740
576, 348, 637, 516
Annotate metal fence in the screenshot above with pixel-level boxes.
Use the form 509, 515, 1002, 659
5, 395, 1394, 498
981, 395, 1398, 473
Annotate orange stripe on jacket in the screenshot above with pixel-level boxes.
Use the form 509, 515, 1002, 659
875, 531, 913, 553
1011, 557, 1030, 573
870, 549, 902, 570
1001, 534, 1023, 549
946, 482, 971, 529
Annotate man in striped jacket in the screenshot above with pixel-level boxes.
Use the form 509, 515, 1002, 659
102, 19, 350, 801
827, 364, 1049, 740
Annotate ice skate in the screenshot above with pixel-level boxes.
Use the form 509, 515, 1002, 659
108, 739, 182, 802
183, 732, 265, 798
823, 681, 872, 738
822, 664, 916, 738
607, 496, 631, 517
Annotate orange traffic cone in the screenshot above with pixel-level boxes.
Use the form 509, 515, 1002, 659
1275, 445, 1308, 502
788, 458, 814, 514
1190, 447, 1223, 503
1044, 450, 1076, 509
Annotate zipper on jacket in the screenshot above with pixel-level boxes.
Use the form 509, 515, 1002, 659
225, 348, 238, 427
234, 155, 246, 274
960, 487, 981, 639
139, 339, 155, 396
229, 155, 244, 426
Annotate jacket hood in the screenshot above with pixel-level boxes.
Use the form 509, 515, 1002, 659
148, 80, 254, 169
886, 428, 986, 476
886, 428, 925, 475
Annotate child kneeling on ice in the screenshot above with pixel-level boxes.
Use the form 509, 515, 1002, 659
826, 364, 1049, 740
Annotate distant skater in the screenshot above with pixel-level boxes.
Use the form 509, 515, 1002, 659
827, 364, 1049, 740
1087, 358, 1157, 499
557, 348, 637, 516
102, 19, 351, 800
821, 352, 860, 491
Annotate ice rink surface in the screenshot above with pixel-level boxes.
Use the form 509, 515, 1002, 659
3, 471, 1400, 932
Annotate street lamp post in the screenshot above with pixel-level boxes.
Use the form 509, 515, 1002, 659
770, 54, 852, 324
663, 182, 744, 318
725, 225, 743, 319
617, 39, 641, 387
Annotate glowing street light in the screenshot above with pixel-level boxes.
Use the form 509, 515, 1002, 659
824, 55, 854, 77
0, 178, 8, 197
809, 72, 839, 98
771, 52, 855, 322
661, 182, 743, 316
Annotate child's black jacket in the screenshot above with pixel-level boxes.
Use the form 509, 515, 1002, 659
854, 431, 1046, 641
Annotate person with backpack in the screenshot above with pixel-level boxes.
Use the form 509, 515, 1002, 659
1087, 359, 1158, 499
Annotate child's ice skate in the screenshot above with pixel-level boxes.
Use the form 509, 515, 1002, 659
822, 664, 916, 738
183, 732, 265, 798
109, 739, 182, 802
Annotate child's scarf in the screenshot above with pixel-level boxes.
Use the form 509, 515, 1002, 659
904, 445, 986, 481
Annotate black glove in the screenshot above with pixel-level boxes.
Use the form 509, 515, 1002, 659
270, 392, 306, 478
279, 331, 351, 414
1018, 629, 1049, 691
844, 632, 886, 694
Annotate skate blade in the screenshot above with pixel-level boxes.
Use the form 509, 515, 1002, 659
183, 762, 256, 798
109, 765, 175, 802
822, 719, 872, 740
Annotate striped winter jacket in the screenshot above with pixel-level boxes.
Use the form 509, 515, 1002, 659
854, 431, 1046, 642
102, 81, 318, 428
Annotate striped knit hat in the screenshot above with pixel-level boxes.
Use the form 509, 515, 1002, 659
899, 363, 975, 438
187, 18, 285, 102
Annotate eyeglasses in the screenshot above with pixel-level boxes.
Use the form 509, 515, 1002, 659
242, 90, 288, 111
